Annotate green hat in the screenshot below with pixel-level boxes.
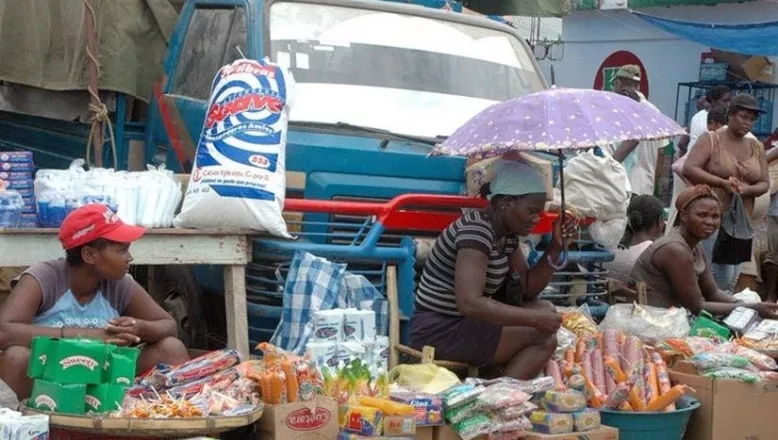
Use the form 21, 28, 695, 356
612, 65, 641, 82
487, 160, 546, 200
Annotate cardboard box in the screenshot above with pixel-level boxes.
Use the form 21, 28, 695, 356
434, 424, 617, 440
30, 379, 86, 414
103, 346, 139, 386
464, 152, 554, 200
383, 415, 416, 436
27, 336, 51, 379
711, 49, 774, 83
525, 426, 618, 439
670, 369, 778, 440
259, 396, 339, 440
415, 427, 433, 440
85, 384, 126, 414
43, 339, 109, 385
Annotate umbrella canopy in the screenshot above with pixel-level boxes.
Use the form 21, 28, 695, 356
430, 87, 686, 159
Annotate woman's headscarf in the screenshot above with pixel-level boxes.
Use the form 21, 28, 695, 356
487, 160, 546, 201
673, 184, 720, 226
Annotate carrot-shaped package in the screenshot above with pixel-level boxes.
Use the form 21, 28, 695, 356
628, 384, 647, 411
603, 382, 630, 409
645, 362, 660, 405
651, 352, 676, 411
281, 359, 300, 403
270, 370, 288, 405
547, 360, 565, 390
565, 348, 575, 365
591, 348, 607, 396
603, 330, 619, 394
582, 351, 594, 382
604, 356, 628, 383
646, 385, 687, 412
582, 374, 605, 408
576, 340, 586, 363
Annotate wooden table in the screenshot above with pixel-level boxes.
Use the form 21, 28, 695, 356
0, 228, 253, 357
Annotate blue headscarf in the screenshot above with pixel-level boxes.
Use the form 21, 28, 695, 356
487, 159, 546, 200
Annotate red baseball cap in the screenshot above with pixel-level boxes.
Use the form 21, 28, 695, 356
58, 204, 146, 250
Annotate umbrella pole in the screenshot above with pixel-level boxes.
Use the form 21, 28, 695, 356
549, 151, 568, 269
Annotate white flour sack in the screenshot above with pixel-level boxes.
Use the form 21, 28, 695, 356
174, 58, 294, 237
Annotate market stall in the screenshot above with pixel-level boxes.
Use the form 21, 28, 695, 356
0, 228, 253, 358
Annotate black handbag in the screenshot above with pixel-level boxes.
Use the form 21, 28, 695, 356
712, 193, 753, 265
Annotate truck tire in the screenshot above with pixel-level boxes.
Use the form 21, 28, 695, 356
148, 266, 208, 349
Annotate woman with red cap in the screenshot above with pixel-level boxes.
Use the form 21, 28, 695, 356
0, 204, 190, 401
630, 185, 778, 318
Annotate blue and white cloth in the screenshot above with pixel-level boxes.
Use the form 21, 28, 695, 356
271, 251, 389, 354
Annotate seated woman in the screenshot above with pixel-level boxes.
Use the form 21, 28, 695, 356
604, 195, 665, 285
630, 185, 778, 318
0, 204, 190, 400
410, 160, 577, 380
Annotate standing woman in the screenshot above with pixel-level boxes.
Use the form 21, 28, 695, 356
410, 160, 577, 379
682, 94, 769, 291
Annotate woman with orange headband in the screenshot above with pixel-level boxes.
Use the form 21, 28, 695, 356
631, 185, 778, 318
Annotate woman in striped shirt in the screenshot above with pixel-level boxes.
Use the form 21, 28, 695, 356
410, 160, 576, 379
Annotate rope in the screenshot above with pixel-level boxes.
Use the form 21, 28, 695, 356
83, 0, 118, 169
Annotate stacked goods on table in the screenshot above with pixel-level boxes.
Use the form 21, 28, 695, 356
0, 407, 49, 438
546, 308, 690, 416
735, 318, 778, 353
656, 336, 778, 382
307, 307, 389, 403
0, 151, 36, 228
27, 336, 139, 415
123, 347, 289, 417
439, 376, 556, 439
34, 159, 182, 228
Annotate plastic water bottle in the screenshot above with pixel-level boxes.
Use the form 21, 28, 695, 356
0, 190, 24, 228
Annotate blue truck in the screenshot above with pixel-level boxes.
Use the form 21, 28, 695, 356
0, 0, 547, 349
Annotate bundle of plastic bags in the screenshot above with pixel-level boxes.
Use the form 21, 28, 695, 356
34, 159, 182, 228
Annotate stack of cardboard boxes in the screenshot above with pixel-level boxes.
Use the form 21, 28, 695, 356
27, 336, 138, 415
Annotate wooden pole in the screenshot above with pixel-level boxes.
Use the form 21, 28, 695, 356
84, 0, 103, 167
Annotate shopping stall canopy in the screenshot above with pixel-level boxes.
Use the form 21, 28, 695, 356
464, 0, 572, 17
633, 11, 778, 56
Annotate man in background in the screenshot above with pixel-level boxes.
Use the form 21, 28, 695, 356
688, 85, 732, 150
609, 65, 669, 197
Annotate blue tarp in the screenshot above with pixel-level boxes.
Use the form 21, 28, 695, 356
633, 11, 778, 56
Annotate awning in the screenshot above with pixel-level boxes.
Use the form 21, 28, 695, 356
633, 11, 778, 56
464, 0, 572, 17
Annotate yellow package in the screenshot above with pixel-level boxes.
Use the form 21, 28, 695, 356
573, 408, 601, 432
541, 390, 586, 413
530, 410, 574, 434
340, 404, 383, 436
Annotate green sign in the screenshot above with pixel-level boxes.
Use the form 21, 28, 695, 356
602, 67, 618, 91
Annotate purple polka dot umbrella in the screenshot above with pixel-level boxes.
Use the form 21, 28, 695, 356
430, 87, 685, 159
431, 87, 685, 269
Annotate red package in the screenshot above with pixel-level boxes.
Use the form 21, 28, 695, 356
140, 348, 242, 389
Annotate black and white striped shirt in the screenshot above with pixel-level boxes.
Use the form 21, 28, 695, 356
415, 210, 518, 316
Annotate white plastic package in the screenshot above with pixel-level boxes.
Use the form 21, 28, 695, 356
174, 58, 294, 237
563, 149, 631, 221
588, 217, 627, 250
598, 303, 691, 340
0, 408, 49, 439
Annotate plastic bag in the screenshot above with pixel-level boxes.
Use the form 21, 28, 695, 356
713, 193, 753, 265
454, 412, 492, 440
690, 353, 752, 370
563, 149, 631, 221
441, 384, 484, 410
497, 402, 536, 420
589, 217, 628, 250
555, 327, 578, 359
476, 385, 531, 409
175, 58, 294, 237
465, 376, 555, 395
716, 342, 778, 371
561, 305, 598, 339
389, 364, 460, 395
734, 288, 762, 304
703, 367, 760, 383
599, 304, 691, 340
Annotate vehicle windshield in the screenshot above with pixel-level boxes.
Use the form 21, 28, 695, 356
269, 2, 544, 139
